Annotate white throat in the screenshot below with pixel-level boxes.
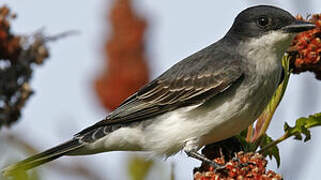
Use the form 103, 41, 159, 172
238, 31, 296, 76
241, 31, 296, 62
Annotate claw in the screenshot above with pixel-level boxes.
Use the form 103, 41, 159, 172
209, 161, 225, 170
232, 155, 255, 168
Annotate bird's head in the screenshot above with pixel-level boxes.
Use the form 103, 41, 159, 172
226, 5, 315, 52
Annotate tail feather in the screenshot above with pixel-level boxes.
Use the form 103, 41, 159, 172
2, 139, 83, 177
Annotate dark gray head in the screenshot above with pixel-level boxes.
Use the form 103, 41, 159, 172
226, 5, 315, 40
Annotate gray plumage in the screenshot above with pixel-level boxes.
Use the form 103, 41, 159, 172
2, 5, 315, 176
77, 38, 243, 143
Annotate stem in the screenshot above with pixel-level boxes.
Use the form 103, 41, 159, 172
246, 124, 254, 142
258, 132, 290, 153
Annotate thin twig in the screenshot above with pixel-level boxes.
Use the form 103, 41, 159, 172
45, 30, 80, 42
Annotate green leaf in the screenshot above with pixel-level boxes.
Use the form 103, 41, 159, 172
127, 156, 154, 180
9, 170, 39, 180
259, 135, 281, 167
236, 130, 257, 152
259, 112, 321, 166
238, 131, 281, 167
284, 112, 321, 142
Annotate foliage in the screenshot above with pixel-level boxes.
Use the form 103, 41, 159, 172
284, 112, 321, 142
128, 156, 154, 180
259, 135, 280, 167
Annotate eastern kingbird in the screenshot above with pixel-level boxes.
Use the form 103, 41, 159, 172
2, 5, 315, 176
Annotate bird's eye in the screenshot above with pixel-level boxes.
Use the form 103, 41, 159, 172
257, 16, 270, 27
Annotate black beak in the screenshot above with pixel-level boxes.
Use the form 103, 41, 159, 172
282, 20, 316, 33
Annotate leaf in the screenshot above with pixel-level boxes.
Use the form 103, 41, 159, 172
259, 134, 281, 167
128, 156, 154, 180
3, 168, 40, 180
283, 112, 321, 142
236, 130, 257, 152
238, 131, 281, 167
259, 112, 321, 165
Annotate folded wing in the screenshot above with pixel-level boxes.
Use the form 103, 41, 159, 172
76, 45, 244, 143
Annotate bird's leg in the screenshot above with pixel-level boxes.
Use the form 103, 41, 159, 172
183, 138, 225, 170
185, 150, 226, 170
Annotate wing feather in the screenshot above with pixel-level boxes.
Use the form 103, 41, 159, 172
75, 44, 244, 142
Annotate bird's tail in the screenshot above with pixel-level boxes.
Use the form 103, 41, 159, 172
2, 139, 83, 177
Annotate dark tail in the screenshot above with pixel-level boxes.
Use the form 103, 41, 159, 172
2, 139, 83, 177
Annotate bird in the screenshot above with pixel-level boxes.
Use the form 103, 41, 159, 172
2, 5, 315, 176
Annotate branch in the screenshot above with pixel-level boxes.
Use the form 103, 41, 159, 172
259, 112, 321, 154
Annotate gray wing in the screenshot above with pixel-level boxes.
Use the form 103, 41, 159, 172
75, 45, 244, 142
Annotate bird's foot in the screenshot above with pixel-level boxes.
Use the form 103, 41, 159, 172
185, 149, 226, 171
231, 155, 255, 168
208, 161, 226, 171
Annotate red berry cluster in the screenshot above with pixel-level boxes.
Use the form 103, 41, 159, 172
194, 152, 282, 180
288, 14, 321, 79
0, 5, 50, 127
94, 0, 149, 111
0, 5, 21, 61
